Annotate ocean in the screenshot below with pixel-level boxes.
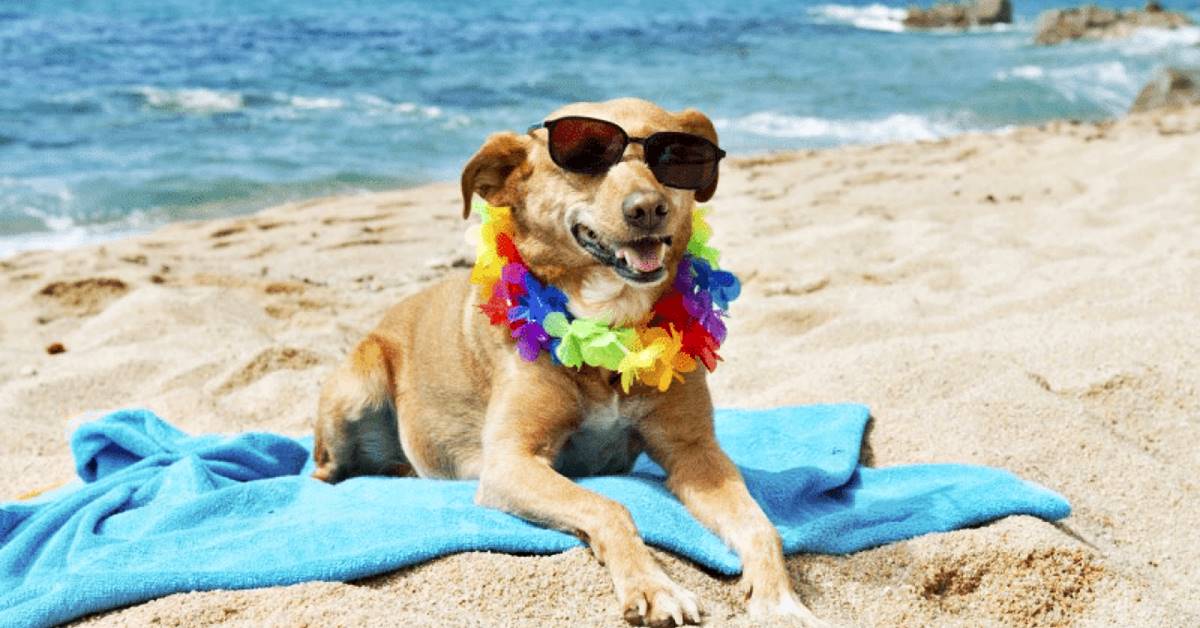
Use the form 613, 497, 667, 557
2, 0, 1198, 257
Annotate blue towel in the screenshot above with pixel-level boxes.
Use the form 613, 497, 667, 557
0, 404, 1069, 627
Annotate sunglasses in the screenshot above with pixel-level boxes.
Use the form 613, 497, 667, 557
527, 116, 726, 191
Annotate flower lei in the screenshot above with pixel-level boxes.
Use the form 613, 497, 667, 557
470, 204, 740, 393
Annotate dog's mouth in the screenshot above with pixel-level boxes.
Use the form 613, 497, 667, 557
571, 224, 672, 284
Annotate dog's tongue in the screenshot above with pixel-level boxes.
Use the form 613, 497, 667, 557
617, 240, 665, 273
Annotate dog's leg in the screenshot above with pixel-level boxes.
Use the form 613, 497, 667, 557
477, 376, 702, 627
312, 335, 408, 483
639, 390, 829, 627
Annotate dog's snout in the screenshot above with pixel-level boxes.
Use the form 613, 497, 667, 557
621, 191, 668, 231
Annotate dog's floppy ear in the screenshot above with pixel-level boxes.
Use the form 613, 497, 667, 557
675, 108, 720, 203
460, 132, 529, 219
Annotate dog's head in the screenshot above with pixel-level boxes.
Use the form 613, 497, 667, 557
461, 98, 721, 325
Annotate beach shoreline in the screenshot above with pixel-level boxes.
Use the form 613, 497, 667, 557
3, 107, 1199, 626
7, 0, 1200, 274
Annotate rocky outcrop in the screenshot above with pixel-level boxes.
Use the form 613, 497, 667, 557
903, 0, 1013, 29
1034, 3, 1193, 45
1130, 68, 1200, 112
973, 0, 1014, 24
905, 3, 970, 29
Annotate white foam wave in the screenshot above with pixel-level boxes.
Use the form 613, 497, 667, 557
441, 114, 473, 130
1115, 25, 1200, 55
20, 206, 75, 233
0, 224, 145, 260
0, 205, 157, 260
809, 3, 907, 33
717, 111, 964, 144
136, 87, 244, 114
132, 88, 453, 121
0, 176, 74, 204
1057, 63, 1139, 113
288, 95, 344, 110
997, 61, 1139, 113
355, 94, 444, 118
0, 175, 162, 259
995, 65, 1047, 80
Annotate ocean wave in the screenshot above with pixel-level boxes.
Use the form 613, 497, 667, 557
25, 94, 105, 116
0, 176, 74, 205
717, 111, 965, 144
995, 65, 1047, 81
995, 61, 1139, 113
288, 95, 344, 110
809, 3, 1025, 36
0, 219, 148, 259
135, 87, 245, 114
354, 94, 444, 118
18, 205, 76, 233
128, 87, 453, 121
808, 3, 907, 33
1113, 25, 1200, 55
0, 179, 131, 259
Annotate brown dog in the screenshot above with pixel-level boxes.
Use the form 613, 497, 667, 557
312, 98, 826, 627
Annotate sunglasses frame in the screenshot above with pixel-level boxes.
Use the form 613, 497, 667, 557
527, 116, 726, 191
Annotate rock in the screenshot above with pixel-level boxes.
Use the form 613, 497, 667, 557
1035, 4, 1193, 45
905, 3, 970, 29
1130, 68, 1200, 113
904, 0, 1012, 29
973, 0, 1013, 24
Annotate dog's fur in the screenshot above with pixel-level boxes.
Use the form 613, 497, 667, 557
312, 98, 825, 627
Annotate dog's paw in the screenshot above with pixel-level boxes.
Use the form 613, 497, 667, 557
747, 589, 830, 627
619, 571, 703, 627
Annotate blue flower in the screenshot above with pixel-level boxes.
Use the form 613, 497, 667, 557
506, 272, 570, 362
511, 272, 569, 323
690, 257, 741, 311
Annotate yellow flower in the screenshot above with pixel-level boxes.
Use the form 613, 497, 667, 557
470, 247, 504, 287
617, 339, 663, 393
470, 206, 517, 288
630, 326, 694, 392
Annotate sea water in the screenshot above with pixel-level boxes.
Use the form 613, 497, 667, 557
2, 0, 1198, 256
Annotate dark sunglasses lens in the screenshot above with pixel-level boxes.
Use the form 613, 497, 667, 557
548, 118, 626, 174
644, 133, 719, 190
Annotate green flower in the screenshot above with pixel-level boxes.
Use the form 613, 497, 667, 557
544, 312, 636, 371
687, 207, 721, 267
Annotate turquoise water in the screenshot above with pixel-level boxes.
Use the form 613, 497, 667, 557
2, 0, 1199, 255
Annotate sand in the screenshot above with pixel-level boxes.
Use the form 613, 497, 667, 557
3, 105, 1199, 626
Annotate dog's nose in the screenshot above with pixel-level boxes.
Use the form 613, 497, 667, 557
622, 191, 668, 231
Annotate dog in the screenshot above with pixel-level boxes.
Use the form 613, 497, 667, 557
312, 98, 826, 627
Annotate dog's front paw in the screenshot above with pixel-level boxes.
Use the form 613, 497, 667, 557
747, 589, 829, 627
619, 571, 703, 627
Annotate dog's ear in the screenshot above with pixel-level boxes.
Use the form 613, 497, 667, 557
460, 132, 529, 219
675, 108, 720, 203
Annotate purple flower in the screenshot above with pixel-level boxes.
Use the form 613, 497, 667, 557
674, 257, 696, 293
501, 262, 527, 286
513, 320, 551, 362
682, 289, 727, 343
